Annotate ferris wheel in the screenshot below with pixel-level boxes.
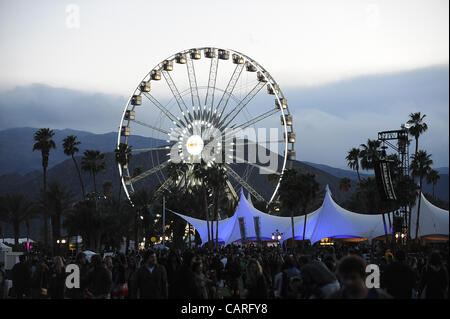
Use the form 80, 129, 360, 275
117, 47, 296, 207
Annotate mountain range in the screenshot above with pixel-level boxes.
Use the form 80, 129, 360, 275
0, 127, 447, 239
0, 127, 447, 201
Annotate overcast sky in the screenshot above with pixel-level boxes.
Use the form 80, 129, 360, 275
0, 0, 448, 169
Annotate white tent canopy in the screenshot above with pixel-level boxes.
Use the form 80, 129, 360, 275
308, 185, 386, 244
0, 241, 12, 252
410, 193, 449, 238
1, 238, 35, 245
172, 185, 448, 245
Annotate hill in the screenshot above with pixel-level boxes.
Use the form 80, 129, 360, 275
0, 127, 164, 175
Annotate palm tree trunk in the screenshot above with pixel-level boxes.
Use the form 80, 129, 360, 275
210, 214, 214, 248
118, 176, 122, 201
415, 138, 419, 157
204, 191, 210, 248
72, 155, 85, 199
291, 212, 295, 251
214, 194, 219, 248
302, 209, 307, 241
407, 205, 412, 241
432, 184, 435, 199
42, 165, 49, 248
92, 170, 97, 193
356, 168, 361, 183
13, 220, 19, 247
415, 178, 423, 239
382, 213, 388, 241
134, 211, 139, 251
188, 224, 192, 248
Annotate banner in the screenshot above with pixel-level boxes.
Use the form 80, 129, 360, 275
238, 217, 247, 243
254, 216, 261, 242
374, 160, 397, 201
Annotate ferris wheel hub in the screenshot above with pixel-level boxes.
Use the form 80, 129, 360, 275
186, 135, 204, 155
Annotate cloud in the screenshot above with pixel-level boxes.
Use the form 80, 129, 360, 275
0, 65, 448, 168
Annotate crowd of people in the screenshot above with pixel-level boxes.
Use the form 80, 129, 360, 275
2, 241, 448, 299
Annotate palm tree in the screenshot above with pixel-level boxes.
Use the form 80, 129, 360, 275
346, 148, 361, 182
205, 165, 228, 248
0, 194, 34, 247
81, 150, 106, 193
32, 128, 56, 247
299, 174, 320, 241
339, 178, 352, 193
278, 168, 319, 249
130, 188, 154, 251
64, 200, 99, 251
114, 143, 132, 201
426, 169, 440, 199
40, 182, 74, 254
63, 135, 85, 199
359, 139, 382, 170
410, 150, 433, 239
407, 112, 428, 158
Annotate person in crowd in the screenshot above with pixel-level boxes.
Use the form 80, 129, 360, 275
418, 251, 448, 299
133, 249, 168, 299
12, 254, 31, 299
244, 259, 268, 299
272, 257, 285, 299
300, 259, 341, 299
0, 262, 6, 299
111, 254, 128, 299
328, 255, 392, 299
165, 251, 181, 298
173, 250, 197, 298
192, 260, 214, 299
66, 252, 89, 299
86, 254, 112, 299
280, 256, 301, 299
105, 256, 114, 274
225, 254, 242, 298
49, 256, 66, 299
382, 250, 416, 298
126, 256, 138, 299
30, 260, 50, 299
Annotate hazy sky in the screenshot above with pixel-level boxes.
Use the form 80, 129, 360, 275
0, 0, 448, 93
0, 0, 448, 169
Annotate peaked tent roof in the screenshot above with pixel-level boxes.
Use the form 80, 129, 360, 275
224, 189, 301, 244
169, 186, 448, 246
309, 185, 386, 244
410, 193, 449, 238
0, 241, 12, 251
170, 209, 234, 245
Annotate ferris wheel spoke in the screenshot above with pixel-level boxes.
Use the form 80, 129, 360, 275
142, 92, 185, 128
232, 139, 285, 147
233, 156, 280, 175
132, 145, 172, 152
225, 164, 265, 202
204, 56, 219, 122
186, 55, 201, 120
215, 64, 245, 123
219, 81, 266, 129
226, 179, 239, 201
161, 70, 194, 124
155, 177, 174, 195
232, 108, 279, 130
128, 161, 169, 184
131, 119, 170, 135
